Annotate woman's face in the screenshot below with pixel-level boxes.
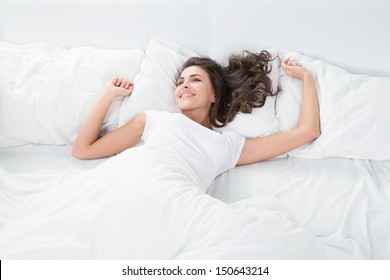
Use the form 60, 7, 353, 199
175, 66, 216, 114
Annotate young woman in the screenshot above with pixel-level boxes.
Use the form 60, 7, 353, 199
72, 52, 320, 173
0, 53, 321, 259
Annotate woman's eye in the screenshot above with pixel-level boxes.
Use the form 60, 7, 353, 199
176, 78, 201, 86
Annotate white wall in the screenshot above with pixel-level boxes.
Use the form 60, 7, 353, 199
209, 0, 390, 76
0, 0, 211, 55
1, 0, 389, 76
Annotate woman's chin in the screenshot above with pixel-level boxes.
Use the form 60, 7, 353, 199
176, 102, 194, 112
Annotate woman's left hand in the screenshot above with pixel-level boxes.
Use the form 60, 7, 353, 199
282, 58, 311, 80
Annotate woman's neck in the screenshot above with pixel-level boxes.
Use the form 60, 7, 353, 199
182, 110, 212, 129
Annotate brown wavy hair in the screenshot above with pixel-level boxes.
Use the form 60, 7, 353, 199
223, 50, 276, 123
179, 50, 276, 127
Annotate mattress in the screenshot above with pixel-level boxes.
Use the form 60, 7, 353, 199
1, 144, 389, 259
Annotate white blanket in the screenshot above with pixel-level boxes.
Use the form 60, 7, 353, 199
0, 146, 327, 259
212, 157, 390, 259
1, 145, 390, 259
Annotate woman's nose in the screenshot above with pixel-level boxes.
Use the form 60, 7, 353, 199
182, 80, 190, 88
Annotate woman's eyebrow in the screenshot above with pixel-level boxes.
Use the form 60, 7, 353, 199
190, 74, 203, 78
179, 74, 203, 79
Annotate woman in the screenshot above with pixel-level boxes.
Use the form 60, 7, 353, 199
0, 53, 321, 259
72, 52, 320, 169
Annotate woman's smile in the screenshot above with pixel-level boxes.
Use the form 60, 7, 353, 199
179, 90, 196, 99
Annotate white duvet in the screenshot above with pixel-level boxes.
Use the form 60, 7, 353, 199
1, 145, 390, 259
212, 157, 390, 259
0, 146, 327, 260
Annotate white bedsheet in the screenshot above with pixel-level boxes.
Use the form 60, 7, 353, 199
211, 157, 390, 259
0, 145, 106, 229
1, 145, 389, 259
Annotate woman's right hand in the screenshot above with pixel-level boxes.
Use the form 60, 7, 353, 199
72, 76, 140, 160
103, 77, 134, 99
282, 58, 311, 80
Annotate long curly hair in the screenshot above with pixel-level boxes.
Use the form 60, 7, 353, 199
179, 50, 276, 127
223, 50, 276, 123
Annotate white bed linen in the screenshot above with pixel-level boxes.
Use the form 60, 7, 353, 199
211, 157, 390, 259
0, 144, 107, 229
1, 145, 389, 259
0, 145, 320, 259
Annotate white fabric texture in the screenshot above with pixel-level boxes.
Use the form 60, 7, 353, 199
0, 42, 145, 147
1, 143, 389, 259
214, 96, 279, 138
210, 157, 390, 259
0, 148, 324, 259
276, 49, 390, 160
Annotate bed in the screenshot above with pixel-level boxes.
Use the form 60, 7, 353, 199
1, 0, 390, 260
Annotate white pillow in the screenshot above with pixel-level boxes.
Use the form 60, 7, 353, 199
267, 48, 280, 96
276, 49, 390, 160
118, 38, 199, 127
214, 96, 279, 138
0, 42, 145, 147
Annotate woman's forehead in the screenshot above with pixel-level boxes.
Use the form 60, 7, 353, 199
180, 66, 208, 78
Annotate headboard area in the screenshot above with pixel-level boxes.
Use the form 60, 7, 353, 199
1, 0, 389, 76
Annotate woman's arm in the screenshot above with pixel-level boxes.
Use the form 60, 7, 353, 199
237, 59, 320, 165
72, 77, 146, 159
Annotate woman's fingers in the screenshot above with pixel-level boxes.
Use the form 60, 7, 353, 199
125, 81, 133, 89
111, 77, 133, 89
283, 58, 299, 67
118, 78, 124, 86
282, 58, 308, 80
107, 77, 134, 97
112, 77, 119, 86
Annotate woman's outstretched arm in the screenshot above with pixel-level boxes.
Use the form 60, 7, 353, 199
72, 77, 145, 159
237, 58, 320, 165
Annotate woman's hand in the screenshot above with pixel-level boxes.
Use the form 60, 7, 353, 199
72, 76, 142, 160
282, 58, 311, 80
102, 77, 134, 99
